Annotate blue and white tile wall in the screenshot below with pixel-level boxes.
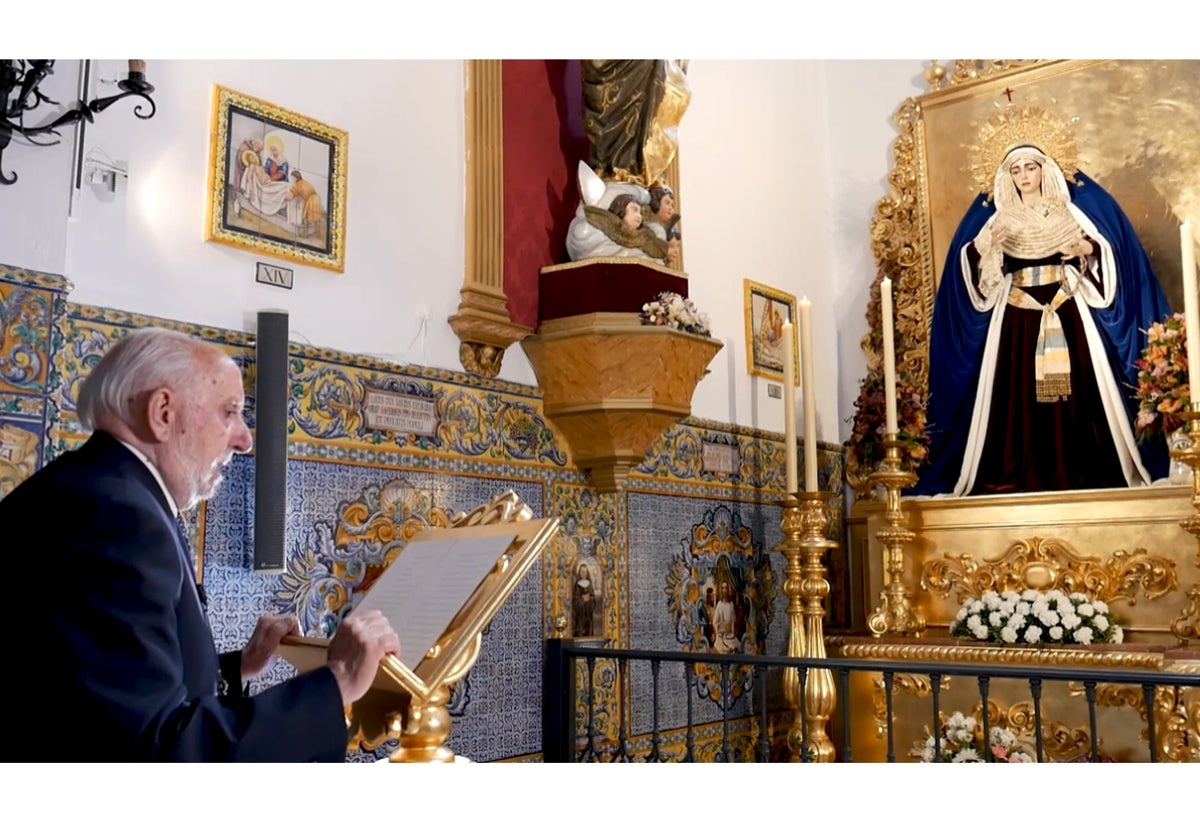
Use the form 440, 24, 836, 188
0, 262, 846, 762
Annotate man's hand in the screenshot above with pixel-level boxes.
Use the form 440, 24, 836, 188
326, 610, 402, 707
241, 614, 301, 682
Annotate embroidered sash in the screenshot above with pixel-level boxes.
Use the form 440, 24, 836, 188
1008, 267, 1072, 403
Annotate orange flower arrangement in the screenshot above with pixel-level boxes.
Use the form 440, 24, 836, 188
1134, 314, 1190, 440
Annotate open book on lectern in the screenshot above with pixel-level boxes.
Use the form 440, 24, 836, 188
281, 516, 559, 703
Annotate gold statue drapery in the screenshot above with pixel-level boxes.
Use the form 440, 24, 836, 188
581, 60, 690, 188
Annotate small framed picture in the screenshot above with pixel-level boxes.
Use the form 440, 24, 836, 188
204, 85, 347, 272
570, 559, 602, 639
743, 279, 798, 383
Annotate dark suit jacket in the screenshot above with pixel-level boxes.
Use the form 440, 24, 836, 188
0, 431, 348, 761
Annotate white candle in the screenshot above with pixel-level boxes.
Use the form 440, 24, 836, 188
881, 276, 898, 436
782, 320, 798, 494
798, 299, 818, 492
1182, 220, 1200, 408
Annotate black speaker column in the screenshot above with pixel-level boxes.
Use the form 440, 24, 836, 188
254, 309, 288, 573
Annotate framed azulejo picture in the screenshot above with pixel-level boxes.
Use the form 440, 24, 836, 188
743, 278, 798, 383
204, 85, 347, 272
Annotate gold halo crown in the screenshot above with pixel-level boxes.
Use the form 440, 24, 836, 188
967, 105, 1080, 198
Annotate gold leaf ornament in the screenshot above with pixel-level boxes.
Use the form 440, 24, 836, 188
967, 105, 1081, 199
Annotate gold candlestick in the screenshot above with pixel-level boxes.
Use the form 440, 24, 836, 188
1169, 408, 1200, 645
778, 491, 837, 762
867, 435, 926, 637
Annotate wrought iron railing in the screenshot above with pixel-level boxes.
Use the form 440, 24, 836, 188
542, 639, 1200, 763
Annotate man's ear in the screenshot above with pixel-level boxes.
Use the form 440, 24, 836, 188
144, 387, 176, 443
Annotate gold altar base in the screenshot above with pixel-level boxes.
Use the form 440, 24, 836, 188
851, 484, 1198, 645
842, 475, 1200, 763
828, 636, 1200, 762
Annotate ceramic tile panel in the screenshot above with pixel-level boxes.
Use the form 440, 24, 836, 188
7, 283, 847, 762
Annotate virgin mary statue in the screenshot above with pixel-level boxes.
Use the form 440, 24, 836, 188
914, 108, 1171, 496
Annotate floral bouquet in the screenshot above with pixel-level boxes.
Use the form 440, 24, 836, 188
1134, 313, 1190, 440
950, 589, 1123, 646
845, 364, 929, 476
914, 711, 1035, 763
844, 271, 930, 483
640, 292, 711, 337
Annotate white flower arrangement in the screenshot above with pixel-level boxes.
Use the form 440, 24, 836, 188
949, 589, 1123, 646
915, 711, 1035, 763
640, 291, 711, 337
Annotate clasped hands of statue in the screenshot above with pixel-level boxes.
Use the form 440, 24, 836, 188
989, 222, 1094, 262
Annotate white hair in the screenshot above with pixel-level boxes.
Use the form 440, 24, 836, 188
76, 327, 214, 433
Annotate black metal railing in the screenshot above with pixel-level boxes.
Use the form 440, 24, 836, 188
542, 639, 1200, 763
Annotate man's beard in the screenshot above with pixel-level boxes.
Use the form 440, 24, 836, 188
184, 461, 227, 509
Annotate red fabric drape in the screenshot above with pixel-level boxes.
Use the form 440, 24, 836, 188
501, 60, 587, 329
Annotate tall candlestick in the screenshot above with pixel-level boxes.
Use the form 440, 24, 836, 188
799, 299, 818, 492
880, 276, 898, 436
782, 320, 798, 494
1182, 220, 1200, 406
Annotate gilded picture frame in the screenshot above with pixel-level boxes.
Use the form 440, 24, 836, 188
743, 279, 799, 383
852, 59, 1200, 489
204, 85, 348, 272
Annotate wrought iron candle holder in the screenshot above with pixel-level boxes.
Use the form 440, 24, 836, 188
1169, 408, 1200, 645
866, 434, 926, 638
1, 60, 156, 186
778, 490, 837, 762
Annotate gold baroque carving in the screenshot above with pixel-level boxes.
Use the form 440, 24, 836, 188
924, 60, 1048, 91
997, 701, 1094, 762
1056, 676, 1185, 763
449, 488, 534, 527
1160, 662, 1200, 763
1067, 681, 1146, 713
829, 639, 1165, 670
892, 691, 1097, 762
993, 701, 1093, 762
921, 536, 1178, 605
1170, 584, 1200, 645
850, 97, 932, 492
458, 341, 506, 378
1158, 689, 1199, 763
871, 673, 948, 741
1060, 679, 1194, 761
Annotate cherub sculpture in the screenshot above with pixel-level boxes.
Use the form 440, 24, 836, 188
565, 163, 672, 263
563, 59, 689, 265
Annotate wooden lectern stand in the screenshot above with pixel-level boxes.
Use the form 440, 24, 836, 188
280, 490, 559, 762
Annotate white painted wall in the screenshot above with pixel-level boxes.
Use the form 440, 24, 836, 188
4, 60, 466, 366
675, 60, 833, 442
0, 59, 930, 448
0, 61, 79, 273
825, 61, 929, 442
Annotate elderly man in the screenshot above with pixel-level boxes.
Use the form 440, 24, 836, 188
0, 327, 399, 761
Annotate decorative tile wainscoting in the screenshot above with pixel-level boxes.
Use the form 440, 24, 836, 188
0, 262, 847, 762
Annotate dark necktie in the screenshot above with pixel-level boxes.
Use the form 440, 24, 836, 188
175, 512, 228, 695
174, 513, 207, 608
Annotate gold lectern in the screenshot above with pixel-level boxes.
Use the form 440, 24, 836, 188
280, 490, 559, 762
